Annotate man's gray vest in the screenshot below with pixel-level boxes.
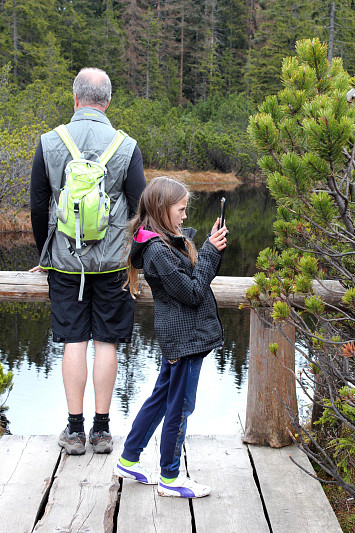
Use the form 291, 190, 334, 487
39, 107, 136, 274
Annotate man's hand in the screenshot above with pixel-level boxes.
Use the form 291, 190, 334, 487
29, 265, 45, 273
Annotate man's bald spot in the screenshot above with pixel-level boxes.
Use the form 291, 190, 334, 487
73, 68, 112, 109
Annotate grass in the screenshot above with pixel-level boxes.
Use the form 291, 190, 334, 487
311, 462, 355, 532
0, 209, 32, 232
323, 483, 355, 532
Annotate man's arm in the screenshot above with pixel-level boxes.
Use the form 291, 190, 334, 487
30, 141, 51, 255
124, 145, 146, 217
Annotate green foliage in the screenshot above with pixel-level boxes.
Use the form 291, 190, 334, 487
342, 287, 355, 308
271, 300, 291, 321
244, 283, 261, 304
309, 192, 337, 224
245, 37, 355, 496
0, 123, 45, 209
299, 256, 318, 278
0, 0, 354, 179
315, 387, 355, 483
0, 0, 354, 106
269, 342, 278, 355
108, 93, 257, 173
0, 363, 13, 402
304, 295, 325, 315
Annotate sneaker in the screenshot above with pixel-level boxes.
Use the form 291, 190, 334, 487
58, 426, 86, 455
158, 473, 211, 498
115, 459, 158, 485
89, 428, 113, 454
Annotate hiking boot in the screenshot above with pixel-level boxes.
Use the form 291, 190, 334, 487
115, 459, 158, 485
58, 426, 86, 455
89, 428, 113, 454
158, 473, 211, 498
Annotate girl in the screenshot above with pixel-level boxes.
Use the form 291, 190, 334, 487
115, 177, 227, 498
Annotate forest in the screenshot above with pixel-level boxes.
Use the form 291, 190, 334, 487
0, 0, 355, 208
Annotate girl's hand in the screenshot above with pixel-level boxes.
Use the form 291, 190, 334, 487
211, 217, 220, 235
209, 224, 228, 251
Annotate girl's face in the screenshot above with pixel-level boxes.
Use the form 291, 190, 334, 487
168, 194, 188, 229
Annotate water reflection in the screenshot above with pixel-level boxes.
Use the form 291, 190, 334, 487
188, 184, 276, 276
0, 184, 276, 434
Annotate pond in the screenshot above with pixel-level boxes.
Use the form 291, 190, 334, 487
0, 183, 280, 436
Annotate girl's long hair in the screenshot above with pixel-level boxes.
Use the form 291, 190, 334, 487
125, 176, 197, 296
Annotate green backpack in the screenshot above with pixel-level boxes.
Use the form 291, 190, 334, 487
54, 124, 126, 253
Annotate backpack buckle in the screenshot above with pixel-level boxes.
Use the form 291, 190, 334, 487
74, 200, 79, 213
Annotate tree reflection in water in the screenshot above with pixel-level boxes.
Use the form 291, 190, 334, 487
0, 184, 276, 433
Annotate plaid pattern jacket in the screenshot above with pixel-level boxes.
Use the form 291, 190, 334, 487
130, 227, 223, 360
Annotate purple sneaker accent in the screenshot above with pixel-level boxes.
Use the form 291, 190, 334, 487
159, 482, 195, 498
118, 464, 148, 483
158, 473, 211, 498
114, 460, 158, 485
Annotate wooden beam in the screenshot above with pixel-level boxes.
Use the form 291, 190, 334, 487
0, 272, 345, 307
244, 309, 297, 447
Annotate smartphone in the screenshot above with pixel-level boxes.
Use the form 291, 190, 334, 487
218, 197, 226, 230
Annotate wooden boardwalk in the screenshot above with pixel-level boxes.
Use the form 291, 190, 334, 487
0, 433, 342, 533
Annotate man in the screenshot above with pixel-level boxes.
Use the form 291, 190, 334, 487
30, 68, 146, 455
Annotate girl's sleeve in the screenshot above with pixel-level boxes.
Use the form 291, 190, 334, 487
145, 240, 221, 307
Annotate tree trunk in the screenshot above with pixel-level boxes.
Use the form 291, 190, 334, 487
179, 6, 185, 104
13, 0, 18, 79
243, 309, 298, 447
245, 0, 254, 99
146, 18, 150, 99
328, 1, 335, 64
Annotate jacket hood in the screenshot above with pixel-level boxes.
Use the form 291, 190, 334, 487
130, 226, 197, 269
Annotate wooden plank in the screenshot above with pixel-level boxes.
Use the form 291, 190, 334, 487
34, 437, 123, 533
0, 271, 49, 301
185, 434, 270, 533
0, 435, 61, 533
0, 271, 345, 306
249, 444, 343, 533
116, 436, 192, 533
0, 271, 256, 307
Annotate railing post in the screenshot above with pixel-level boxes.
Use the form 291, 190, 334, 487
243, 309, 298, 447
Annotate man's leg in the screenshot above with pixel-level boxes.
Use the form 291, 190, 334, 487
90, 271, 134, 453
59, 341, 89, 455
93, 340, 117, 414
88, 340, 117, 453
62, 341, 89, 414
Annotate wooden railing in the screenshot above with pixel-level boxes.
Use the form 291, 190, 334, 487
0, 271, 345, 448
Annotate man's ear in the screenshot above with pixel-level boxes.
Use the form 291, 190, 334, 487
73, 93, 80, 110
105, 98, 111, 111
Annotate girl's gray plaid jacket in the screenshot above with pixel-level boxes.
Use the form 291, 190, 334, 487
130, 227, 223, 360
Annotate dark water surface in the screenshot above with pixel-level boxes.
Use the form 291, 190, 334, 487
0, 184, 277, 435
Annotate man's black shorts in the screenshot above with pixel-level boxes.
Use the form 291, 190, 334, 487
48, 270, 134, 344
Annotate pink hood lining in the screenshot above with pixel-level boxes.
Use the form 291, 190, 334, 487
135, 226, 161, 243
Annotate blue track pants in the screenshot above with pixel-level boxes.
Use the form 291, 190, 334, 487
122, 355, 204, 478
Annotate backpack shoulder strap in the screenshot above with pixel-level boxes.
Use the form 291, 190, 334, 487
100, 130, 126, 166
54, 124, 81, 160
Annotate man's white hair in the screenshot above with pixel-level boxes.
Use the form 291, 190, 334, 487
73, 68, 111, 107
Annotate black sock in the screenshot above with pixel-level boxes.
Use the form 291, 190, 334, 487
68, 413, 85, 434
93, 413, 110, 433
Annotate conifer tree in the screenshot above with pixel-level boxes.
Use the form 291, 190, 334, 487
115, 0, 146, 94
141, 8, 165, 99
244, 38, 355, 496
218, 0, 248, 94
0, 0, 61, 87
245, 0, 355, 101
